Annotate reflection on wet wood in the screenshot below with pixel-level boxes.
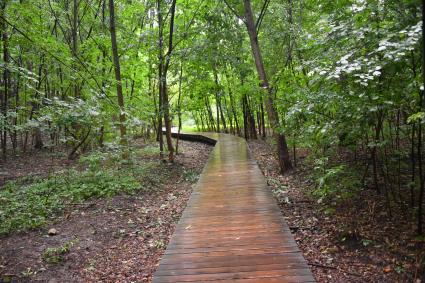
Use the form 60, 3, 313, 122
153, 134, 314, 283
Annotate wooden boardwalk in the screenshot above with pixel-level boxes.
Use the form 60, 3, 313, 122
153, 134, 315, 283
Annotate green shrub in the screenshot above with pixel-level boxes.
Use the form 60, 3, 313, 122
310, 157, 361, 212
42, 240, 75, 264
182, 169, 198, 183
139, 145, 161, 157
0, 150, 161, 235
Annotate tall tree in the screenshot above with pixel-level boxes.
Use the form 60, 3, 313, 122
0, 0, 9, 159
157, 0, 177, 163
239, 0, 293, 173
417, 0, 425, 235
72, 0, 79, 98
109, 0, 127, 146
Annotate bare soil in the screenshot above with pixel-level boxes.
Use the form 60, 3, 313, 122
0, 150, 75, 188
0, 139, 212, 283
248, 138, 425, 283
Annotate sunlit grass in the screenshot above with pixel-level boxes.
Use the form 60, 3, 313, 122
181, 124, 199, 133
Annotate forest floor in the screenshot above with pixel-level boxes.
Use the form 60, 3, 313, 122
0, 139, 212, 283
248, 139, 425, 283
0, 149, 75, 188
2, 135, 424, 283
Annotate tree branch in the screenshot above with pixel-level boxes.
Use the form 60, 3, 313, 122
170, 2, 204, 52
223, 0, 245, 22
255, 0, 270, 34
0, 14, 116, 107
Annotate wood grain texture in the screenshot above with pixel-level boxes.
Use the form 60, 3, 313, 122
153, 134, 314, 283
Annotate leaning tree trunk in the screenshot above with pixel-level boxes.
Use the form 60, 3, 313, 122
243, 0, 292, 172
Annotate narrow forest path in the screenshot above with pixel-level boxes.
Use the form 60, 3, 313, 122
153, 133, 314, 283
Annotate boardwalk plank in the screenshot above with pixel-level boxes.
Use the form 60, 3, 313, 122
153, 269, 314, 282
153, 134, 314, 283
155, 263, 310, 276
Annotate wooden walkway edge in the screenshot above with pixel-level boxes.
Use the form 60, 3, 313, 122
153, 133, 315, 283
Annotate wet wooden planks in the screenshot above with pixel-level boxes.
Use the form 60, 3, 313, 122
153, 134, 314, 283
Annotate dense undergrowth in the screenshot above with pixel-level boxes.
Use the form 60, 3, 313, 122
0, 145, 165, 235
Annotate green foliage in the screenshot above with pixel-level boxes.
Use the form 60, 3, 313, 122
39, 97, 102, 129
1, 0, 424, 235
361, 239, 373, 247
182, 169, 199, 183
181, 124, 198, 133
0, 149, 161, 235
42, 240, 76, 264
394, 265, 405, 274
139, 145, 161, 157
407, 112, 425, 124
310, 157, 361, 210
152, 239, 166, 250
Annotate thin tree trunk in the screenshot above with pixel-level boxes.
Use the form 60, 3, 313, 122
213, 66, 227, 132
242, 93, 249, 139
109, 0, 127, 146
223, 94, 233, 134
175, 64, 183, 155
247, 96, 257, 139
257, 109, 261, 137
157, 0, 176, 162
205, 96, 215, 131
225, 69, 241, 135
155, 10, 164, 153
198, 111, 205, 131
33, 58, 44, 150
260, 97, 266, 138
12, 56, 20, 154
1, 1, 9, 159
72, 0, 79, 98
417, 0, 425, 234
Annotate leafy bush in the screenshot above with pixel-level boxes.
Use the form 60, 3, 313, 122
42, 240, 76, 264
0, 150, 160, 235
182, 169, 199, 183
139, 145, 161, 157
311, 157, 361, 213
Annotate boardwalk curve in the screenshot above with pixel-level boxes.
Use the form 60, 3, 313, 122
153, 133, 315, 283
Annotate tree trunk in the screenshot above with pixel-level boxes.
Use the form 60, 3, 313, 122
1, 1, 9, 159
72, 0, 79, 98
109, 0, 127, 146
242, 93, 249, 139
224, 68, 241, 135
205, 96, 215, 131
157, 0, 164, 156
175, 64, 183, 155
163, 0, 176, 162
417, 0, 425, 235
260, 97, 266, 138
243, 0, 292, 172
33, 57, 44, 150
223, 94, 233, 134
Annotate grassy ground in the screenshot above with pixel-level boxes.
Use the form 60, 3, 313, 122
180, 125, 199, 133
